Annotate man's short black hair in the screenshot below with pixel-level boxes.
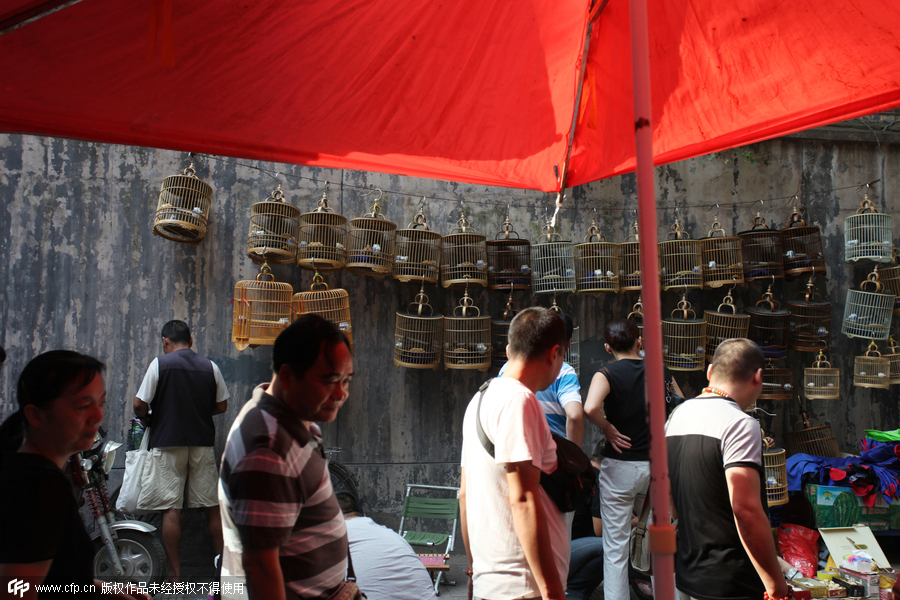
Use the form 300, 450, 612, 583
161, 320, 191, 345
710, 338, 765, 383
336, 491, 364, 516
560, 312, 574, 342
273, 314, 350, 378
507, 307, 566, 362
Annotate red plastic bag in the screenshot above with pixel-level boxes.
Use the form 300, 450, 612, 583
778, 524, 819, 578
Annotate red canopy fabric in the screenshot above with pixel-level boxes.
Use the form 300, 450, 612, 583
1, 0, 899, 192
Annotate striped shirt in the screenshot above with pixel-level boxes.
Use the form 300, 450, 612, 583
498, 362, 582, 438
219, 384, 348, 600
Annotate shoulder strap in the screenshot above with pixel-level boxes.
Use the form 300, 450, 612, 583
475, 379, 496, 458
346, 550, 356, 582
636, 492, 651, 529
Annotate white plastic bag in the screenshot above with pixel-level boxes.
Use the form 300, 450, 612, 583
116, 426, 150, 514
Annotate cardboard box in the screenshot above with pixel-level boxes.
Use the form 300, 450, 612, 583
805, 484, 897, 530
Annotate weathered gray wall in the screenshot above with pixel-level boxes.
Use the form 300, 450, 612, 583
1, 133, 898, 528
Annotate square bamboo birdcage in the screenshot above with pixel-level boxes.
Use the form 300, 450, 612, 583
746, 284, 791, 361
487, 215, 531, 291
854, 341, 890, 389
292, 271, 354, 354
885, 338, 900, 385
443, 287, 491, 370
785, 405, 841, 458
703, 289, 750, 361
575, 219, 618, 294
760, 361, 793, 400
764, 448, 789, 507
786, 276, 831, 352
247, 184, 301, 265
347, 194, 397, 279
531, 218, 576, 294
232, 263, 293, 352
879, 263, 900, 316
659, 219, 702, 290
297, 185, 348, 274
153, 160, 214, 245
662, 294, 707, 371
393, 208, 442, 284
738, 214, 784, 282
781, 206, 826, 279
618, 221, 643, 292
700, 216, 744, 289
567, 326, 580, 376
844, 192, 894, 264
490, 291, 518, 371
394, 282, 443, 370
842, 267, 894, 339
442, 211, 488, 289
803, 349, 840, 399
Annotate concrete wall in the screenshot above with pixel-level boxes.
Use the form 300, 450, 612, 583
1, 133, 898, 530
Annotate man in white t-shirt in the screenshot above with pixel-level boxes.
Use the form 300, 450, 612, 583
460, 307, 568, 600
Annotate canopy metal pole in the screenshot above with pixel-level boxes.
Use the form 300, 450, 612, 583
630, 0, 676, 599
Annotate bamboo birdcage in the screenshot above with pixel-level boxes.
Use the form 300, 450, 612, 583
701, 216, 744, 289
854, 341, 890, 389
618, 221, 643, 292
844, 192, 893, 264
153, 160, 214, 245
292, 271, 354, 355
442, 211, 488, 289
346, 194, 397, 279
490, 289, 518, 371
804, 349, 840, 399
785, 401, 841, 458
628, 297, 645, 341
247, 183, 301, 264
567, 326, 580, 376
739, 214, 784, 282
704, 288, 750, 361
443, 282, 491, 370
531, 218, 576, 294
764, 448, 789, 507
746, 283, 791, 361
842, 266, 894, 339
394, 280, 443, 370
659, 219, 702, 290
662, 293, 707, 371
575, 219, 619, 293
781, 206, 826, 279
487, 215, 531, 291
878, 261, 900, 316
786, 276, 831, 352
232, 263, 293, 351
885, 338, 900, 385
393, 207, 442, 284
760, 360, 793, 400
297, 184, 348, 274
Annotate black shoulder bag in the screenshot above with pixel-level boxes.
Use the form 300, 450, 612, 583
474, 379, 598, 513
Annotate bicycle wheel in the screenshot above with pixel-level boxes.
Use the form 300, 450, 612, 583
328, 461, 359, 498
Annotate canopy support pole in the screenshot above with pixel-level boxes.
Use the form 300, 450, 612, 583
630, 1, 676, 600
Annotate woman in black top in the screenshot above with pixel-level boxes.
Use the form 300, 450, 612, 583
0, 350, 149, 600
583, 319, 682, 600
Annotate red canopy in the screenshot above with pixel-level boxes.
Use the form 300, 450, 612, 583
1, 0, 899, 191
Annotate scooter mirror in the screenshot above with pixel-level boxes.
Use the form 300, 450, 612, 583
101, 441, 122, 475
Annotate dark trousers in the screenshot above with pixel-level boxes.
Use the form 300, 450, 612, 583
566, 536, 604, 600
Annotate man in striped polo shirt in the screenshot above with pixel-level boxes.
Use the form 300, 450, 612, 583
219, 315, 354, 600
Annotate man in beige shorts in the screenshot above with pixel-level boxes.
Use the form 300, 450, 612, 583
133, 320, 230, 582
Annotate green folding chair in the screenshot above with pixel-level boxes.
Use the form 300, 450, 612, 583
397, 484, 460, 595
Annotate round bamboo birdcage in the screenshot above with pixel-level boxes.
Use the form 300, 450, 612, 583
842, 267, 894, 339
393, 207, 442, 284
739, 214, 784, 282
490, 289, 518, 371
442, 211, 488, 289
786, 403, 841, 458
575, 219, 618, 294
443, 283, 491, 370
232, 263, 293, 352
786, 276, 831, 352
804, 349, 840, 399
659, 219, 702, 291
292, 271, 354, 355
700, 216, 744, 289
781, 206, 826, 280
297, 185, 348, 274
746, 283, 790, 361
346, 194, 397, 279
394, 281, 443, 370
879, 261, 900, 316
844, 192, 893, 264
618, 221, 643, 292
247, 183, 301, 265
764, 448, 789, 507
486, 215, 531, 291
886, 338, 900, 385
153, 160, 214, 245
760, 361, 793, 400
567, 326, 581, 376
704, 288, 750, 361
662, 294, 707, 371
854, 341, 890, 389
628, 297, 645, 343
531, 218, 576, 294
